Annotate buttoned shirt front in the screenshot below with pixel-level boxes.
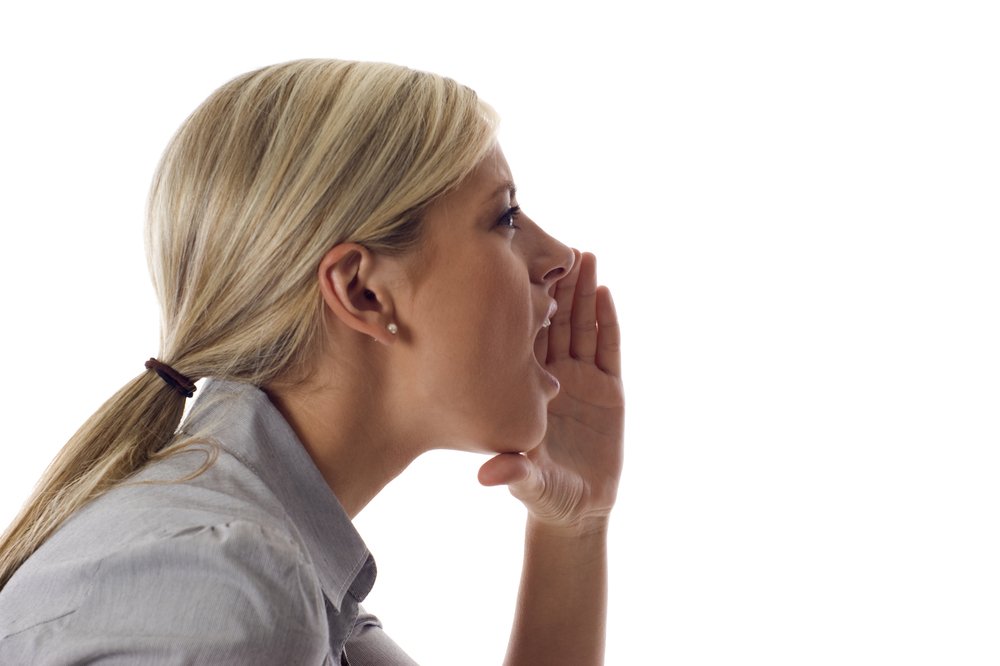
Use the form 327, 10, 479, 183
0, 378, 418, 664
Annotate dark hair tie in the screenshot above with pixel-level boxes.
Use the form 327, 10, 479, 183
145, 358, 197, 398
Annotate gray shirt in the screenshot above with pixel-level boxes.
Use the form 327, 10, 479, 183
0, 379, 418, 664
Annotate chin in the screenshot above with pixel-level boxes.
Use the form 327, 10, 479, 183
480, 402, 549, 454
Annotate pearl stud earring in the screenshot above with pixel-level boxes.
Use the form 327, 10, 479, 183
387, 323, 399, 335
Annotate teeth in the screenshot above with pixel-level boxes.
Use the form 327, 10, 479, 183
541, 318, 551, 328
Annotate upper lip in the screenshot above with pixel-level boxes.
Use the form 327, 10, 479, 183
540, 300, 557, 329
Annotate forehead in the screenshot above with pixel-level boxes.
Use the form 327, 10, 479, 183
432, 144, 513, 212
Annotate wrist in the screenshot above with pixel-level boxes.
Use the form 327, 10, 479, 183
527, 513, 610, 540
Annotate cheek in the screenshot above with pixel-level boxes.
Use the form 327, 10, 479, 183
461, 275, 543, 438
441, 265, 528, 378
419, 261, 534, 398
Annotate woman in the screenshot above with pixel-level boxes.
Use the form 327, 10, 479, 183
0, 59, 623, 664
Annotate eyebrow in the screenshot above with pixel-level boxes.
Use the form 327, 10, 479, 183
483, 181, 517, 205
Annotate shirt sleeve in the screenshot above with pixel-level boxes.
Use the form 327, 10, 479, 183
2, 520, 332, 664
343, 606, 420, 666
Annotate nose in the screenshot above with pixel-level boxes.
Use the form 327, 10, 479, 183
533, 230, 575, 286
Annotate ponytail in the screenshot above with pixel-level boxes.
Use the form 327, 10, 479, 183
0, 368, 189, 589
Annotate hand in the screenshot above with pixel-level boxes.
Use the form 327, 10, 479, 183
478, 251, 624, 532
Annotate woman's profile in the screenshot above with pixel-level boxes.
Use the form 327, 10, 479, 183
0, 59, 623, 664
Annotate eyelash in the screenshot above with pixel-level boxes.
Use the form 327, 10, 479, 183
497, 206, 522, 230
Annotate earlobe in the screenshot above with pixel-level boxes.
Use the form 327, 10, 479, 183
317, 243, 398, 344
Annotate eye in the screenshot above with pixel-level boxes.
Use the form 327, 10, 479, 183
496, 205, 522, 230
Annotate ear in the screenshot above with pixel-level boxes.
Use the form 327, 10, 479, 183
318, 243, 398, 344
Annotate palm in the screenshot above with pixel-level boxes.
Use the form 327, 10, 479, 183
480, 252, 624, 529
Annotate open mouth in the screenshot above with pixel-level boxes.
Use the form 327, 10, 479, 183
533, 325, 548, 364
532, 300, 558, 362
532, 322, 560, 391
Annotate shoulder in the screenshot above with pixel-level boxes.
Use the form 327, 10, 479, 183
51, 443, 298, 556
1, 519, 330, 663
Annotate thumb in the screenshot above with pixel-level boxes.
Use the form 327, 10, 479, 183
477, 453, 532, 487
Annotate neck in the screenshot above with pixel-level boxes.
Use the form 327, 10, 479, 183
264, 363, 420, 518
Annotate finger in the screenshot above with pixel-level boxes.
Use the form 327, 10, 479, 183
595, 286, 621, 377
477, 453, 532, 487
547, 248, 582, 363
569, 252, 599, 362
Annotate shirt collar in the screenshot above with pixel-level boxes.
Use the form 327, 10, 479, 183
181, 378, 376, 611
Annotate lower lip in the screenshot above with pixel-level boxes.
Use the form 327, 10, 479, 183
537, 361, 560, 391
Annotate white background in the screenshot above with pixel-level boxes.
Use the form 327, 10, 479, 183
1, 1, 998, 663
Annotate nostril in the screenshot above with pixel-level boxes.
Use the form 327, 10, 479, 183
536, 243, 574, 284
542, 266, 566, 282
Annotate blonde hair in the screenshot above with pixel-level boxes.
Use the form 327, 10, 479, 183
0, 59, 499, 588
